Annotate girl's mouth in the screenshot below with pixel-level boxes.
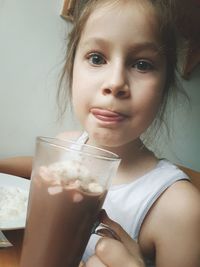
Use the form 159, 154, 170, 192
90, 108, 127, 123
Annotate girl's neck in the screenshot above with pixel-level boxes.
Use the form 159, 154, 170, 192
88, 137, 148, 162
87, 137, 159, 185
104, 138, 145, 160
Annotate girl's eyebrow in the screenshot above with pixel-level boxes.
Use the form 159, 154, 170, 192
128, 42, 161, 53
81, 37, 162, 54
81, 37, 109, 49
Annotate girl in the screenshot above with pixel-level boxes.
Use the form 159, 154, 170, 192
58, 0, 200, 266
1, 0, 200, 266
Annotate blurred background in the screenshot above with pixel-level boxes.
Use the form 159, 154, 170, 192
0, 0, 199, 171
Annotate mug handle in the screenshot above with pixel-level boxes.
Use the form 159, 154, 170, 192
92, 222, 121, 242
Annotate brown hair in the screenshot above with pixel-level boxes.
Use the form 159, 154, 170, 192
57, 0, 179, 135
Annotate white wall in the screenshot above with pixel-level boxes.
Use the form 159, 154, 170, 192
153, 67, 200, 171
0, 0, 199, 171
0, 0, 80, 158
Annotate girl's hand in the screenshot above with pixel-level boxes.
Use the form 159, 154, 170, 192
84, 210, 146, 267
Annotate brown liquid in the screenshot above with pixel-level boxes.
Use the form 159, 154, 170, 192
20, 175, 106, 267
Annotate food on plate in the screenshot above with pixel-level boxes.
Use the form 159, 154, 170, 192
0, 186, 28, 226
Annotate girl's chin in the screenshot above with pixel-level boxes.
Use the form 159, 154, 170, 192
87, 130, 130, 149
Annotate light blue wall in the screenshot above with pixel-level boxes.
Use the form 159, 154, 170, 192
152, 66, 200, 171
0, 0, 199, 171
0, 0, 80, 158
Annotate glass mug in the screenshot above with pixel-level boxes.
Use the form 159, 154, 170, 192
20, 136, 121, 267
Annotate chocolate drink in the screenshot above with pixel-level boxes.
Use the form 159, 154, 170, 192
20, 161, 107, 267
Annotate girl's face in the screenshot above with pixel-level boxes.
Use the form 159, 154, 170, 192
72, 0, 167, 148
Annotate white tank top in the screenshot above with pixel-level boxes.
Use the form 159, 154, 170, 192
77, 132, 189, 266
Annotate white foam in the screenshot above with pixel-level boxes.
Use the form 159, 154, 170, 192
48, 160, 91, 181
48, 186, 63, 195
39, 160, 104, 194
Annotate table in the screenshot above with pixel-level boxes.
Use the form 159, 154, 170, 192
0, 229, 24, 267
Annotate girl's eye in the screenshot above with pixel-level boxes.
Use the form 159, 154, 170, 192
133, 60, 153, 72
87, 53, 106, 65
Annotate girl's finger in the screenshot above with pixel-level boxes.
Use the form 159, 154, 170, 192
95, 237, 139, 267
85, 254, 107, 267
98, 210, 144, 259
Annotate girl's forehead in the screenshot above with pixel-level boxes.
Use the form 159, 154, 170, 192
87, 0, 155, 17
79, 0, 160, 45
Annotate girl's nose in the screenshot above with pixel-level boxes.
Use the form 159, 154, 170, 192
102, 66, 130, 99
102, 84, 130, 99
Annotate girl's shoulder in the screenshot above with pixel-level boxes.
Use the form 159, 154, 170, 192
153, 180, 200, 224
143, 180, 200, 235
140, 181, 200, 265
56, 131, 82, 141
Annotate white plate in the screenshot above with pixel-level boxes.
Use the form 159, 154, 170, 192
0, 173, 30, 230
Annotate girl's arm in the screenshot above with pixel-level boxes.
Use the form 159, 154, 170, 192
148, 181, 200, 267
0, 132, 80, 180
0, 156, 33, 179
